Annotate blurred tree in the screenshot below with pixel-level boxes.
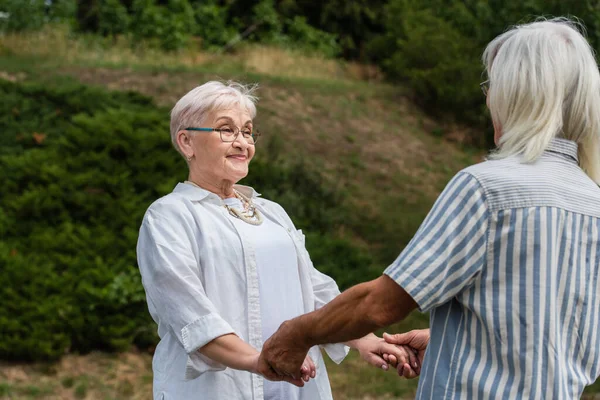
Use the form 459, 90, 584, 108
75, 0, 100, 32
98, 0, 129, 38
0, 0, 47, 32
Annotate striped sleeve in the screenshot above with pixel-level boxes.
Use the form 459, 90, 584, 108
384, 172, 489, 312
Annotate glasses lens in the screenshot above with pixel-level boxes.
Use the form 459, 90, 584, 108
220, 127, 259, 145
220, 126, 237, 142
242, 130, 256, 145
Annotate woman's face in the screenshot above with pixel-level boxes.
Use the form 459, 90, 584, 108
187, 107, 256, 184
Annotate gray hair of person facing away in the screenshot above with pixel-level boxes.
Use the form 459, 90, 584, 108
170, 81, 258, 156
483, 17, 600, 185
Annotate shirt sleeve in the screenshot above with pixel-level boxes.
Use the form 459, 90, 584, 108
384, 172, 489, 312
137, 201, 235, 378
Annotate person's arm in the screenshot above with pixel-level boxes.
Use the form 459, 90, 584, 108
199, 334, 315, 385
291, 225, 419, 374
199, 333, 259, 372
137, 205, 236, 379
258, 275, 417, 378
259, 172, 489, 379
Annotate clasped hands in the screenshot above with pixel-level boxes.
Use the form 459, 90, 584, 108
256, 322, 429, 387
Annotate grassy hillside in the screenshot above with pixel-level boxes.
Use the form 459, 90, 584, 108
1, 28, 598, 399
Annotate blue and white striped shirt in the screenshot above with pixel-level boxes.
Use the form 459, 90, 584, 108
385, 138, 600, 399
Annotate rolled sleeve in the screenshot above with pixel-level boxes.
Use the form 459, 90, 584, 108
137, 204, 235, 378
181, 313, 235, 354
384, 172, 489, 312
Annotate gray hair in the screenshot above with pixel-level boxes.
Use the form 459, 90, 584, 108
170, 81, 258, 155
483, 17, 600, 184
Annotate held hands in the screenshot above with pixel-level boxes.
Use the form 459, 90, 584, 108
257, 321, 312, 386
256, 321, 430, 384
352, 334, 420, 378
383, 329, 430, 378
253, 353, 315, 387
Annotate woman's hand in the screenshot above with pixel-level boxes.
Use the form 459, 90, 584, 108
253, 353, 316, 386
300, 355, 316, 382
350, 334, 420, 376
383, 329, 430, 378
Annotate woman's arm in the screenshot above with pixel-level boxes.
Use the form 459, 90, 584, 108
200, 333, 315, 385
199, 333, 260, 372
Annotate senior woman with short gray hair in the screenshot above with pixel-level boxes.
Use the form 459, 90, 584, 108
136, 81, 416, 400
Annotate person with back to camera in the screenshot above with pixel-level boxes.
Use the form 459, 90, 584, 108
259, 17, 600, 399
136, 81, 419, 400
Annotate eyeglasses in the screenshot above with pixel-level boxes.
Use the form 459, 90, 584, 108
480, 80, 490, 97
185, 126, 261, 145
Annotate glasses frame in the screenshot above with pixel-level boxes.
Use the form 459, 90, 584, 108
184, 127, 261, 145
480, 79, 490, 97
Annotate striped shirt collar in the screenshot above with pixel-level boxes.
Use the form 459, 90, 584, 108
546, 138, 578, 163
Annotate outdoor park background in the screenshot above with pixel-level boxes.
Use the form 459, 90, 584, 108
1, 1, 600, 399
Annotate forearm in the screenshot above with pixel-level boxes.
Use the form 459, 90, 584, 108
345, 333, 378, 349
199, 333, 258, 372
292, 275, 416, 349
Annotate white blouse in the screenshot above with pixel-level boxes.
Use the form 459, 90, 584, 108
136, 183, 349, 400
224, 197, 320, 400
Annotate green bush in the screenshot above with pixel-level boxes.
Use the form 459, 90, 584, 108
0, 0, 76, 33
0, 79, 374, 361
129, 0, 195, 51
371, 0, 600, 145
0, 81, 172, 360
98, 0, 130, 37
191, 0, 239, 49
0, 0, 47, 33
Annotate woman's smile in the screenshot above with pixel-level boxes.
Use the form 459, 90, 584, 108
227, 154, 248, 161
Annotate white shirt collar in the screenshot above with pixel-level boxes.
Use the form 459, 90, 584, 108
172, 182, 261, 201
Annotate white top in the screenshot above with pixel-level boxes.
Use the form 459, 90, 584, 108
224, 198, 320, 400
136, 183, 349, 400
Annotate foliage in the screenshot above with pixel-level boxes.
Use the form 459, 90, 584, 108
239, 0, 341, 57
190, 0, 237, 49
0, 80, 169, 360
371, 0, 600, 145
97, 0, 130, 37
374, 1, 486, 139
48, 0, 77, 24
0, 79, 373, 361
0, 0, 47, 33
285, 16, 341, 58
130, 0, 195, 50
0, 0, 76, 32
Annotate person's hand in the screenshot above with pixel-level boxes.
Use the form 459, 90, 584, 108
383, 329, 430, 378
354, 334, 419, 377
300, 355, 316, 382
382, 348, 419, 379
257, 321, 311, 384
253, 350, 306, 387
